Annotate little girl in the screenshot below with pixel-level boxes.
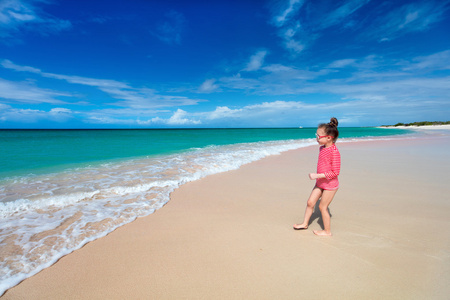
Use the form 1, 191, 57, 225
293, 117, 341, 236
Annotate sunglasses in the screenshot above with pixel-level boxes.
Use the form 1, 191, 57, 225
315, 133, 332, 139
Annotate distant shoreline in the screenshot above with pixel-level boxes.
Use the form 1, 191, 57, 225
380, 121, 450, 128
380, 124, 450, 130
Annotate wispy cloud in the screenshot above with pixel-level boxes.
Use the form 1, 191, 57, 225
269, 0, 449, 56
0, 104, 73, 123
271, 0, 304, 27
1, 59, 204, 109
150, 100, 320, 127
86, 108, 201, 126
161, 84, 449, 126
320, 0, 370, 29
269, 0, 305, 55
0, 77, 70, 104
365, 0, 450, 42
402, 50, 450, 71
204, 51, 450, 115
0, 0, 71, 41
198, 79, 219, 93
316, 76, 450, 102
327, 59, 357, 69
243, 50, 268, 71
214, 60, 325, 95
269, 0, 369, 56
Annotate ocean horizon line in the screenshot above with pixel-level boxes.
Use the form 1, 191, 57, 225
0, 126, 384, 131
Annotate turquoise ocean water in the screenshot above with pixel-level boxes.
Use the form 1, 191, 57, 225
0, 127, 412, 294
0, 127, 410, 179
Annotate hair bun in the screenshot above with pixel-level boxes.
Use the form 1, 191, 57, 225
329, 117, 338, 127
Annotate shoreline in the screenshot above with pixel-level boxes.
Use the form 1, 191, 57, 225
379, 124, 450, 130
2, 133, 450, 299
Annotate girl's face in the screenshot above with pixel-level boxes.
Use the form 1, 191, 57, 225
316, 127, 333, 146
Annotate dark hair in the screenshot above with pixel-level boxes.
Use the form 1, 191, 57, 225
319, 117, 339, 142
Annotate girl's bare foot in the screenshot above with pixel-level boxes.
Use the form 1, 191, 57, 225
293, 224, 308, 230
313, 230, 332, 236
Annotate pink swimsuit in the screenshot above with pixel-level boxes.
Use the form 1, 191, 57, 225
315, 144, 341, 190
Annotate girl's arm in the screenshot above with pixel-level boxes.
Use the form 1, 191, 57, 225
310, 149, 341, 180
322, 149, 341, 179
309, 173, 325, 180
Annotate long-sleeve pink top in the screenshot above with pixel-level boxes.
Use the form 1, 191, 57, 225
316, 143, 341, 190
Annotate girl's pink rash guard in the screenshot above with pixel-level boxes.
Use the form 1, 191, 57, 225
316, 144, 341, 190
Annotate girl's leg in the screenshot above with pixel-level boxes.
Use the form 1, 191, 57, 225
293, 187, 323, 229
313, 189, 338, 236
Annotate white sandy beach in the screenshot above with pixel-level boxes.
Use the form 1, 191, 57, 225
2, 132, 450, 299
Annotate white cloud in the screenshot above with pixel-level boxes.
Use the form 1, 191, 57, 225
216, 61, 325, 94
194, 100, 317, 125
0, 0, 71, 40
366, 1, 450, 41
315, 76, 450, 103
269, 0, 446, 57
244, 50, 268, 71
0, 106, 73, 123
327, 59, 357, 69
2, 59, 204, 108
0, 0, 36, 25
50, 107, 72, 114
279, 21, 305, 56
269, 0, 369, 56
0, 77, 70, 104
284, 38, 304, 54
85, 109, 200, 126
198, 79, 219, 93
269, 0, 307, 56
320, 0, 369, 29
262, 64, 293, 73
166, 109, 201, 125
87, 108, 165, 117
207, 106, 242, 120
1, 59, 41, 73
2, 59, 129, 89
272, 0, 304, 27
86, 116, 136, 125
204, 50, 450, 119
48, 107, 73, 122
95, 91, 450, 127
131, 109, 201, 126
246, 100, 308, 110
403, 50, 450, 71
200, 93, 448, 126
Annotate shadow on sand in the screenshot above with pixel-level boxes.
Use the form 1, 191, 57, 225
308, 199, 332, 230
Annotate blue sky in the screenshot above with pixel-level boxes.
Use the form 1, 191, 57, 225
0, 0, 449, 128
